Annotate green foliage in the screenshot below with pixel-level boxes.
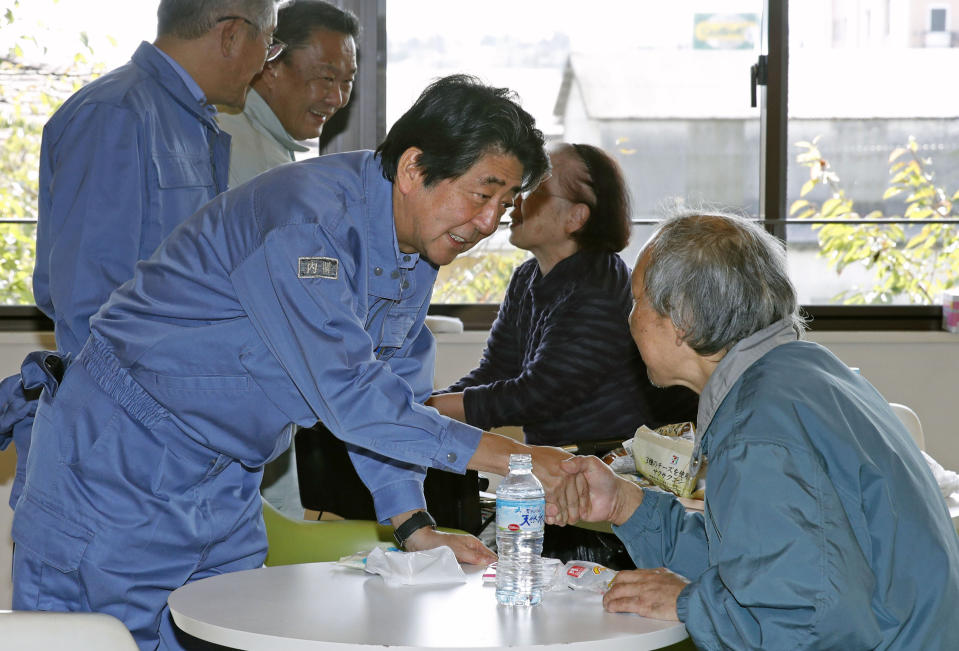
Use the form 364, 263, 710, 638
433, 247, 528, 303
0, 0, 97, 304
0, 62, 42, 304
791, 136, 959, 304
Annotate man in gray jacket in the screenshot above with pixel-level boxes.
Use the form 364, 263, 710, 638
217, 0, 358, 186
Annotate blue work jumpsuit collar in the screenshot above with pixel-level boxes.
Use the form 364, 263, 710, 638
130, 42, 230, 195
365, 157, 422, 300
131, 41, 222, 135
693, 318, 800, 471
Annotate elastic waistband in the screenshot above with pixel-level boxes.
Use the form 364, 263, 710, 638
77, 335, 169, 430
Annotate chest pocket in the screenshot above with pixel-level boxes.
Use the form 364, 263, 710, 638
376, 304, 420, 355
153, 152, 215, 189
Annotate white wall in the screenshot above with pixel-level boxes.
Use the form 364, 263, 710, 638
2, 328, 957, 608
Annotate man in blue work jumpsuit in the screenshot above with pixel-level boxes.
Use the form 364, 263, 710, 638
6, 0, 285, 510
12, 75, 573, 650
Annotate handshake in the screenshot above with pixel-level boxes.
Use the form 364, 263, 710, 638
527, 448, 644, 528
528, 446, 687, 622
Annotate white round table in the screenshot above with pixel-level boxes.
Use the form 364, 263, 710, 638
168, 561, 688, 650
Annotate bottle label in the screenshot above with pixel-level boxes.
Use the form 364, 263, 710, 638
496, 498, 545, 532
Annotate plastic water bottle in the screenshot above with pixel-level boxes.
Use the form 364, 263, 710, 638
496, 453, 545, 606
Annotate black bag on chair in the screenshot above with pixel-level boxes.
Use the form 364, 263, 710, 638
295, 423, 483, 535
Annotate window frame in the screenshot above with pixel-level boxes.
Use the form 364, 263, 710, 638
0, 0, 945, 333
929, 6, 949, 32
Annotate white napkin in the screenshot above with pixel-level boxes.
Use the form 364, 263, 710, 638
922, 450, 959, 498
364, 545, 466, 586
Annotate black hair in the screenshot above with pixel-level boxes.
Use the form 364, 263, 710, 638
565, 143, 631, 252
274, 0, 359, 55
375, 74, 549, 191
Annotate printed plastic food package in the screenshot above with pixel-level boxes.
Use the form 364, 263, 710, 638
562, 561, 617, 593
632, 422, 701, 498
600, 441, 636, 474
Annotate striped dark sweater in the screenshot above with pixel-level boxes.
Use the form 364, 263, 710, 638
437, 249, 698, 446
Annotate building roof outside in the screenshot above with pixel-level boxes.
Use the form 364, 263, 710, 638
556, 48, 959, 120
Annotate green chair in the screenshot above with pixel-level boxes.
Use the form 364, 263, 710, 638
262, 499, 469, 566
262, 498, 394, 566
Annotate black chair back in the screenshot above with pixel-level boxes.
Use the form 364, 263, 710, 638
295, 423, 482, 535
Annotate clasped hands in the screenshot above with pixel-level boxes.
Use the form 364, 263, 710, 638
406, 447, 687, 620
534, 450, 687, 621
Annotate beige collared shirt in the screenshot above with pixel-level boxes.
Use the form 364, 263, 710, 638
216, 87, 311, 187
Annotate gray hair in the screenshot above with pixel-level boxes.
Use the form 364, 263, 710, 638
641, 210, 806, 356
157, 0, 286, 39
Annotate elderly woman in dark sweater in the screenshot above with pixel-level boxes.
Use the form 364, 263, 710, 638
429, 143, 696, 447
428, 143, 697, 567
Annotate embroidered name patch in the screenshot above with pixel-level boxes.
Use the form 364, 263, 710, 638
298, 257, 338, 279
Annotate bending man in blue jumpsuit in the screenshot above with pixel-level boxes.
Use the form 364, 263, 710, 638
562, 212, 959, 649
6, 0, 285, 510
12, 74, 573, 650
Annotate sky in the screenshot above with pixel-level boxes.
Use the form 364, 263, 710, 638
386, 0, 763, 50
1, 0, 156, 68
2, 0, 765, 69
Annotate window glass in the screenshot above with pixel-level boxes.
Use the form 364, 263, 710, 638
930, 8, 948, 32
388, 0, 764, 303
787, 1, 959, 305
0, 0, 153, 306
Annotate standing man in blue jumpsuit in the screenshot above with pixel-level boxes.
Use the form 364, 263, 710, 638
35, 0, 287, 358
561, 212, 959, 649
12, 74, 573, 650
10, 0, 287, 512
13, 0, 289, 513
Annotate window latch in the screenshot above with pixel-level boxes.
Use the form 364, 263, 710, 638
750, 55, 767, 108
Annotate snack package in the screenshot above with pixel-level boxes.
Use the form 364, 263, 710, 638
632, 422, 701, 498
562, 560, 617, 593
336, 544, 399, 570
654, 422, 695, 439
601, 446, 635, 474
600, 437, 640, 475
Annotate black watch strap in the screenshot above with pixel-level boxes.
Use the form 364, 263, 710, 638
393, 511, 437, 549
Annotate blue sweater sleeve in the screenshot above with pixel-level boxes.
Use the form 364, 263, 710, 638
462, 290, 633, 429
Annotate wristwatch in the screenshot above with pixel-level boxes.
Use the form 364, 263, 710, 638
393, 511, 437, 549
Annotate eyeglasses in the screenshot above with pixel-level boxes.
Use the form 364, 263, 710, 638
217, 15, 287, 62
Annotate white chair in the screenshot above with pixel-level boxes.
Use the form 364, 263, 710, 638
0, 610, 138, 650
887, 404, 959, 535
889, 402, 925, 450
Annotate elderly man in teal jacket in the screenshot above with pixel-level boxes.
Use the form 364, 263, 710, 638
562, 212, 959, 649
